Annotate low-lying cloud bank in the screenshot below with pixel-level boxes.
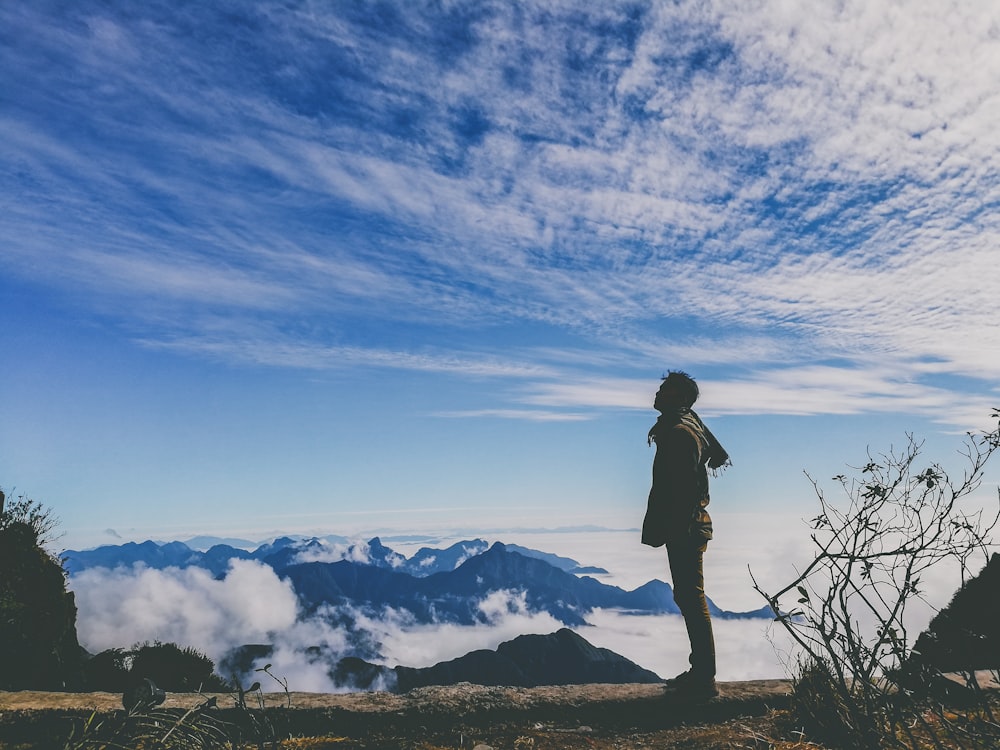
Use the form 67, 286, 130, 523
70, 559, 791, 691
72, 559, 299, 656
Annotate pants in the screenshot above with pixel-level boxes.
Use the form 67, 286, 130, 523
666, 538, 716, 678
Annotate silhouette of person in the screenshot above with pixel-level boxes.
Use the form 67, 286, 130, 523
642, 371, 730, 699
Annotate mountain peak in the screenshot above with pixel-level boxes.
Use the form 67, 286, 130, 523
389, 628, 662, 691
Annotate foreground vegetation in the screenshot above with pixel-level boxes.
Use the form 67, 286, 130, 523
754, 412, 1000, 749
1, 689, 997, 750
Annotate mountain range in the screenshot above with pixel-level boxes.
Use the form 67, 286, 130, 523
63, 535, 602, 577
63, 536, 772, 625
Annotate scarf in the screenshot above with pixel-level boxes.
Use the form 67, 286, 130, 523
648, 407, 731, 473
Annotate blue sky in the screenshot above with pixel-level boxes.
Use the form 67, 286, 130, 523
2, 1, 999, 550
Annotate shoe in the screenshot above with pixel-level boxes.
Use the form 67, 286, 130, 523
664, 670, 719, 700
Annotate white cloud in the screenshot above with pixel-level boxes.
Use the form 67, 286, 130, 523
370, 591, 565, 670
580, 610, 793, 682
71, 560, 299, 658
137, 336, 558, 379
250, 607, 357, 693
290, 540, 356, 565
521, 377, 652, 411
518, 366, 998, 428
433, 409, 589, 422
69, 562, 573, 691
718, 0, 1000, 177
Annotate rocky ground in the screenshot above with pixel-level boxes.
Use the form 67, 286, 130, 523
0, 681, 801, 749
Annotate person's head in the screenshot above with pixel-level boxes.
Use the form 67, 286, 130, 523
654, 370, 699, 411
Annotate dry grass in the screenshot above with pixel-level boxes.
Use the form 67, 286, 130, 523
2, 684, 997, 749
250, 709, 817, 750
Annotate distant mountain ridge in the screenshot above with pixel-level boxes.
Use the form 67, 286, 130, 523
63, 537, 771, 624
282, 541, 616, 626
64, 536, 608, 578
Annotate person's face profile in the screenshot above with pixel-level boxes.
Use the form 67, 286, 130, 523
654, 381, 679, 412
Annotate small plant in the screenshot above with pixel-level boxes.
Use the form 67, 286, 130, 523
63, 694, 232, 749
63, 668, 296, 749
224, 663, 294, 746
256, 663, 292, 709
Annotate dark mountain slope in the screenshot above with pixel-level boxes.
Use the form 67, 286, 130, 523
912, 552, 1000, 671
331, 627, 663, 692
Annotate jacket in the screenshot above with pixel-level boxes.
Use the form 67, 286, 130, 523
641, 416, 713, 547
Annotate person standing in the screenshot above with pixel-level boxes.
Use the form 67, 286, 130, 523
642, 371, 730, 699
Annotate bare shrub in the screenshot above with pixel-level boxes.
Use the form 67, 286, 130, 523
753, 412, 1000, 749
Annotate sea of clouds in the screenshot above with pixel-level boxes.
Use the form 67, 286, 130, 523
69, 514, 973, 692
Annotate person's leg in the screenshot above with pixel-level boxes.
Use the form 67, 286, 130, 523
666, 539, 716, 681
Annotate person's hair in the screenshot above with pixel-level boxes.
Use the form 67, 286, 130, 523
662, 370, 699, 407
